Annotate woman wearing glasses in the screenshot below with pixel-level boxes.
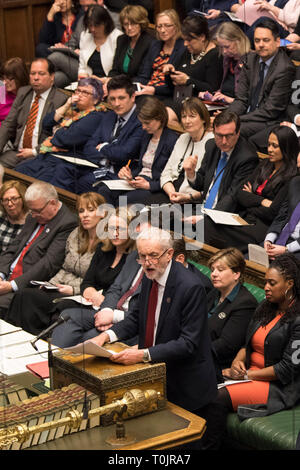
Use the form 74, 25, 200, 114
0, 181, 28, 253
6, 192, 107, 335
108, 5, 155, 80
15, 77, 106, 193
52, 206, 136, 347
134, 9, 185, 101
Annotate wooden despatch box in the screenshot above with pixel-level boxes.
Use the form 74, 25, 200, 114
51, 343, 167, 425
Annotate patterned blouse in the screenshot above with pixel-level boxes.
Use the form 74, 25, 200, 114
148, 51, 170, 87
0, 214, 24, 254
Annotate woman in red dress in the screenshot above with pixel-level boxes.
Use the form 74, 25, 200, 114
202, 253, 300, 449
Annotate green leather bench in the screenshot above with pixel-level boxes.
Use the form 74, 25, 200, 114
190, 260, 300, 450
226, 406, 300, 450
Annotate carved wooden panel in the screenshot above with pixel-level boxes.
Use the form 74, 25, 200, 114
0, 0, 51, 62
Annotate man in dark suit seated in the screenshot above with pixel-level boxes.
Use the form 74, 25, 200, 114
0, 181, 77, 319
0, 58, 67, 169
228, 18, 296, 152
183, 110, 259, 213
75, 74, 144, 193
86, 227, 217, 415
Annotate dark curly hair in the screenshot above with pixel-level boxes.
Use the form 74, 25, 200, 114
253, 253, 300, 325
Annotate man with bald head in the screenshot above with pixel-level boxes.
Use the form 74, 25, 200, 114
0, 181, 77, 319
90, 227, 217, 414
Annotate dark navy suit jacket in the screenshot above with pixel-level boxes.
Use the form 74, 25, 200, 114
131, 127, 178, 192
111, 260, 218, 411
83, 108, 143, 173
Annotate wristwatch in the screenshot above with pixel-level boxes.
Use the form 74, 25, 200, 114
143, 349, 151, 363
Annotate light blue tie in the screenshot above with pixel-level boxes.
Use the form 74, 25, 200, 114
204, 152, 228, 209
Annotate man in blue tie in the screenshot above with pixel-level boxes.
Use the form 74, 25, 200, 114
184, 110, 258, 212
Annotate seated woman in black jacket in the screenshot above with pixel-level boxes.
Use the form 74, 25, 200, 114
207, 248, 258, 370
204, 125, 300, 254
163, 13, 223, 125
201, 253, 300, 450
108, 5, 155, 80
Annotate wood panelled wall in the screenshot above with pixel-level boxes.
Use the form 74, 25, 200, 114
0, 0, 183, 63
0, 0, 51, 62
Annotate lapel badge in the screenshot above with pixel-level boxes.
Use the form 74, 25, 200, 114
45, 228, 50, 233
166, 297, 171, 303
218, 312, 226, 320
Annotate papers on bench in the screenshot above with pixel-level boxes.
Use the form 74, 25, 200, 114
0, 320, 56, 376
52, 294, 100, 310
203, 209, 251, 226
63, 339, 116, 358
248, 244, 269, 268
0, 319, 22, 336
223, 11, 244, 22
51, 153, 99, 168
101, 179, 135, 191
31, 281, 58, 290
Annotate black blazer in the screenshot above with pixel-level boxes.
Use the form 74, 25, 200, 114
238, 312, 300, 419
132, 127, 178, 192
110, 31, 155, 78
80, 244, 128, 295
235, 161, 294, 226
207, 284, 258, 368
111, 260, 218, 411
190, 135, 259, 212
135, 38, 185, 97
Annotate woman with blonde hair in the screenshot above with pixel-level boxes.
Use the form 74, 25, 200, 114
109, 5, 154, 79
0, 180, 28, 253
134, 9, 185, 100
5, 192, 106, 335
200, 22, 250, 104
52, 206, 137, 346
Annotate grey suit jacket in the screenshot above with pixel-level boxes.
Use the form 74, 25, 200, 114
229, 49, 295, 124
0, 85, 67, 154
0, 204, 77, 291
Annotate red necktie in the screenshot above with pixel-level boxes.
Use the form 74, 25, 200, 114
116, 269, 144, 310
22, 94, 41, 149
10, 225, 45, 280
144, 280, 158, 348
